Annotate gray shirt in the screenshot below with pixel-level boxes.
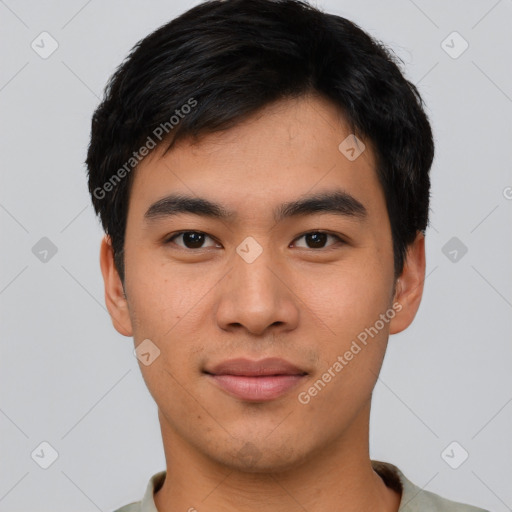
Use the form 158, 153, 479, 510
113, 460, 489, 512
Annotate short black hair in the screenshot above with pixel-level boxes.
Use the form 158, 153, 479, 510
86, 0, 434, 283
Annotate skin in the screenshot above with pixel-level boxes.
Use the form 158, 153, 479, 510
100, 94, 425, 512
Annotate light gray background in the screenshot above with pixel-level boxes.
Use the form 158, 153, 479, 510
1, 0, 511, 511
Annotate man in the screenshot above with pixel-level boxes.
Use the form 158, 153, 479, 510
86, 1, 488, 510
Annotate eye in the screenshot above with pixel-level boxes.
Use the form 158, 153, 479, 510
166, 231, 220, 249
292, 231, 344, 249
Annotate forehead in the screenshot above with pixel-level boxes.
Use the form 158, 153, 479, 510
128, 94, 383, 221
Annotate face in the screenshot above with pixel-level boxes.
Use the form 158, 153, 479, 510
101, 94, 425, 472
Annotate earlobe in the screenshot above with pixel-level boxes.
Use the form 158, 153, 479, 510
99, 235, 133, 337
389, 232, 426, 335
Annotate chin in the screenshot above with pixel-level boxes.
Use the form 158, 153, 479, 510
212, 439, 307, 474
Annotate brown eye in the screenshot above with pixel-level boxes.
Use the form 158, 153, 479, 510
167, 231, 219, 249
293, 231, 342, 249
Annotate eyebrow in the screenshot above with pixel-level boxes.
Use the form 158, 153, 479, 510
144, 190, 367, 224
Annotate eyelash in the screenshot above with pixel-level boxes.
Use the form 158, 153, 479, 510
164, 230, 345, 251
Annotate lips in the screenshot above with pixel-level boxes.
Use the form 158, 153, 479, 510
204, 357, 308, 402
205, 357, 307, 377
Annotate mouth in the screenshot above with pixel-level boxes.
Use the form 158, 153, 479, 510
203, 357, 308, 402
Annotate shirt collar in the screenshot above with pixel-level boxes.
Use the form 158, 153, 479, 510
139, 461, 432, 511
140, 470, 165, 512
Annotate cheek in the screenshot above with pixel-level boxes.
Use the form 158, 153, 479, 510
125, 254, 215, 391
292, 257, 394, 343
294, 265, 393, 429
125, 247, 210, 338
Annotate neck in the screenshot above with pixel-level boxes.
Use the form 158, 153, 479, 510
154, 402, 401, 512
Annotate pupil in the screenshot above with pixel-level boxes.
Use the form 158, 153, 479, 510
307, 233, 327, 248
184, 232, 204, 248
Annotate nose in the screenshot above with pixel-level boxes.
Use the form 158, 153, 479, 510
215, 243, 300, 336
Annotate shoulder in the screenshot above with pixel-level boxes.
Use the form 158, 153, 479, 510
407, 489, 489, 512
111, 470, 166, 512
371, 460, 490, 512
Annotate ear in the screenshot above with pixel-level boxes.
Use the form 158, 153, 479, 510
99, 235, 133, 337
389, 232, 426, 335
